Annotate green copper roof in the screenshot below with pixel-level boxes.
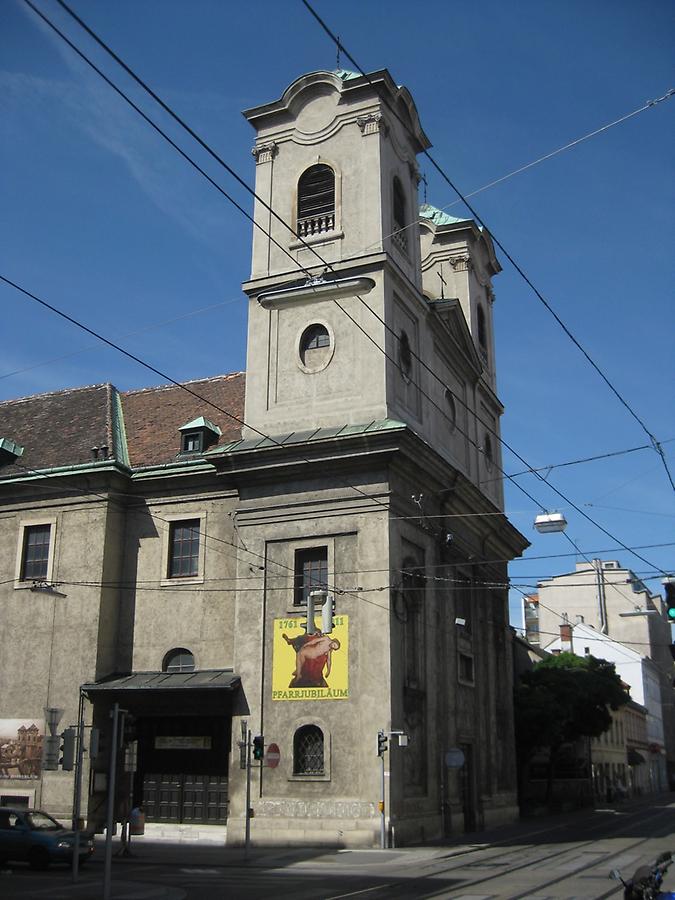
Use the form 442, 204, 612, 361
206, 419, 406, 456
179, 416, 222, 436
419, 203, 470, 227
334, 68, 361, 81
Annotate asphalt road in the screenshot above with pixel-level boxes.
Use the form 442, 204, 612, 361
2, 795, 674, 899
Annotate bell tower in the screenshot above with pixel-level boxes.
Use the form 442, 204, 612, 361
241, 69, 430, 438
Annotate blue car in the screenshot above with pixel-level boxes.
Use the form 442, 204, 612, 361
0, 807, 94, 870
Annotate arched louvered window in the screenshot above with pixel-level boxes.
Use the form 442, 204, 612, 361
392, 177, 408, 253
293, 724, 324, 775
163, 648, 195, 673
297, 165, 335, 237
477, 305, 488, 354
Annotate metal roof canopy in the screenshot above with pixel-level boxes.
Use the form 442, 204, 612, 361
81, 670, 242, 716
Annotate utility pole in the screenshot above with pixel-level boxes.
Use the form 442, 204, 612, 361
71, 690, 85, 883
103, 703, 120, 900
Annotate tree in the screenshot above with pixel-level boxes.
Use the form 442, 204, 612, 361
514, 652, 630, 804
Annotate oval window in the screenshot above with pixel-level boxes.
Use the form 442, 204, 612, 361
299, 323, 332, 371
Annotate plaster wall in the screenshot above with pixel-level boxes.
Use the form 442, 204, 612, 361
128, 485, 239, 671
0, 490, 122, 817
226, 472, 391, 846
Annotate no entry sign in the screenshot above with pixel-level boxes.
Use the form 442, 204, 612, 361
265, 742, 281, 768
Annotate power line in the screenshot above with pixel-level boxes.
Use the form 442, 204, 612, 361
362, 88, 675, 256
0, 294, 243, 382
481, 438, 675, 486
299, 0, 675, 498
18, 0, 671, 575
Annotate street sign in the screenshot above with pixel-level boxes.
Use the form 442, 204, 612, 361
265, 742, 281, 768
445, 748, 465, 768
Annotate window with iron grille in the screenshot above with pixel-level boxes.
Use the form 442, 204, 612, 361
293, 725, 324, 775
163, 648, 195, 673
21, 524, 51, 580
392, 177, 408, 253
297, 165, 335, 237
294, 547, 328, 606
168, 520, 200, 578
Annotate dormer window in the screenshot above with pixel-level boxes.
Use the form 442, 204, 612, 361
297, 164, 335, 238
178, 416, 222, 455
182, 432, 202, 453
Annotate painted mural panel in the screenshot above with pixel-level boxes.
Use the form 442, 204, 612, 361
0, 719, 44, 779
272, 616, 348, 701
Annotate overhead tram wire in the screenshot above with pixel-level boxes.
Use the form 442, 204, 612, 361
300, 0, 675, 498
362, 88, 675, 255
25, 1, 671, 574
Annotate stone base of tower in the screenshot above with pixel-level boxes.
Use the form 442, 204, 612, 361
226, 809, 380, 849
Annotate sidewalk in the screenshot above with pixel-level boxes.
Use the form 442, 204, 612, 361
99, 796, 666, 872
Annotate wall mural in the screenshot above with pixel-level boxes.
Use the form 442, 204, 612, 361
0, 719, 44, 779
272, 615, 349, 701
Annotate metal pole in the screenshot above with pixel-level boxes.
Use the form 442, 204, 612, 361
103, 702, 119, 900
380, 750, 386, 849
244, 727, 252, 859
71, 689, 85, 882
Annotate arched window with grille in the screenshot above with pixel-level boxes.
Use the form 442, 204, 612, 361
477, 304, 488, 362
162, 648, 195, 673
392, 177, 408, 254
293, 724, 324, 775
297, 165, 335, 238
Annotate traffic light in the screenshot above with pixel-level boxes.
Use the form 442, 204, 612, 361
60, 727, 76, 771
42, 735, 60, 771
321, 594, 336, 634
377, 731, 388, 757
664, 579, 675, 622
253, 735, 264, 761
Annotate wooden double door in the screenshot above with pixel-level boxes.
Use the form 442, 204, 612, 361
143, 773, 228, 824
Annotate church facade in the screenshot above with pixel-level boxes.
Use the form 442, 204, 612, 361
0, 68, 527, 846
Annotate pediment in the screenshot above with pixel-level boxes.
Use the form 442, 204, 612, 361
429, 298, 483, 378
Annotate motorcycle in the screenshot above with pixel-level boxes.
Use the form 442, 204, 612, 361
610, 851, 675, 899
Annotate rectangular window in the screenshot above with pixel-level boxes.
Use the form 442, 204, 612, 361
294, 547, 328, 606
458, 652, 474, 684
21, 524, 51, 580
168, 520, 200, 578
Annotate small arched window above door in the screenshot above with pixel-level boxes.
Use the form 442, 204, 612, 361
162, 648, 195, 673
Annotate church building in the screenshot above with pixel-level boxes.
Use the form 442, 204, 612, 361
0, 68, 528, 847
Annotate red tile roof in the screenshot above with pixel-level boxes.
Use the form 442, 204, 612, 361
0, 383, 113, 476
0, 373, 246, 475
121, 373, 245, 468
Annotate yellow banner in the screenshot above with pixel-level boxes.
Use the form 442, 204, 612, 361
272, 615, 349, 701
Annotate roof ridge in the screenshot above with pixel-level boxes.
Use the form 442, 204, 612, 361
122, 372, 245, 397
0, 382, 113, 407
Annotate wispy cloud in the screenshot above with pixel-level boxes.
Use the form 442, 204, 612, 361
0, 53, 237, 250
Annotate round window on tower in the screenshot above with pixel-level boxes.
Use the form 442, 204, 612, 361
298, 322, 334, 373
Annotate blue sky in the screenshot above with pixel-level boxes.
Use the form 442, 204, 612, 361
1, 0, 673, 625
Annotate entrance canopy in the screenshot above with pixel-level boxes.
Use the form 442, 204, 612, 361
81, 669, 242, 716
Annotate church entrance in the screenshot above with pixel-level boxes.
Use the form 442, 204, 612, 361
142, 773, 228, 824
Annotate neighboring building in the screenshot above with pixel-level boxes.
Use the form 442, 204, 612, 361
526, 560, 674, 786
546, 621, 668, 792
0, 68, 528, 846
